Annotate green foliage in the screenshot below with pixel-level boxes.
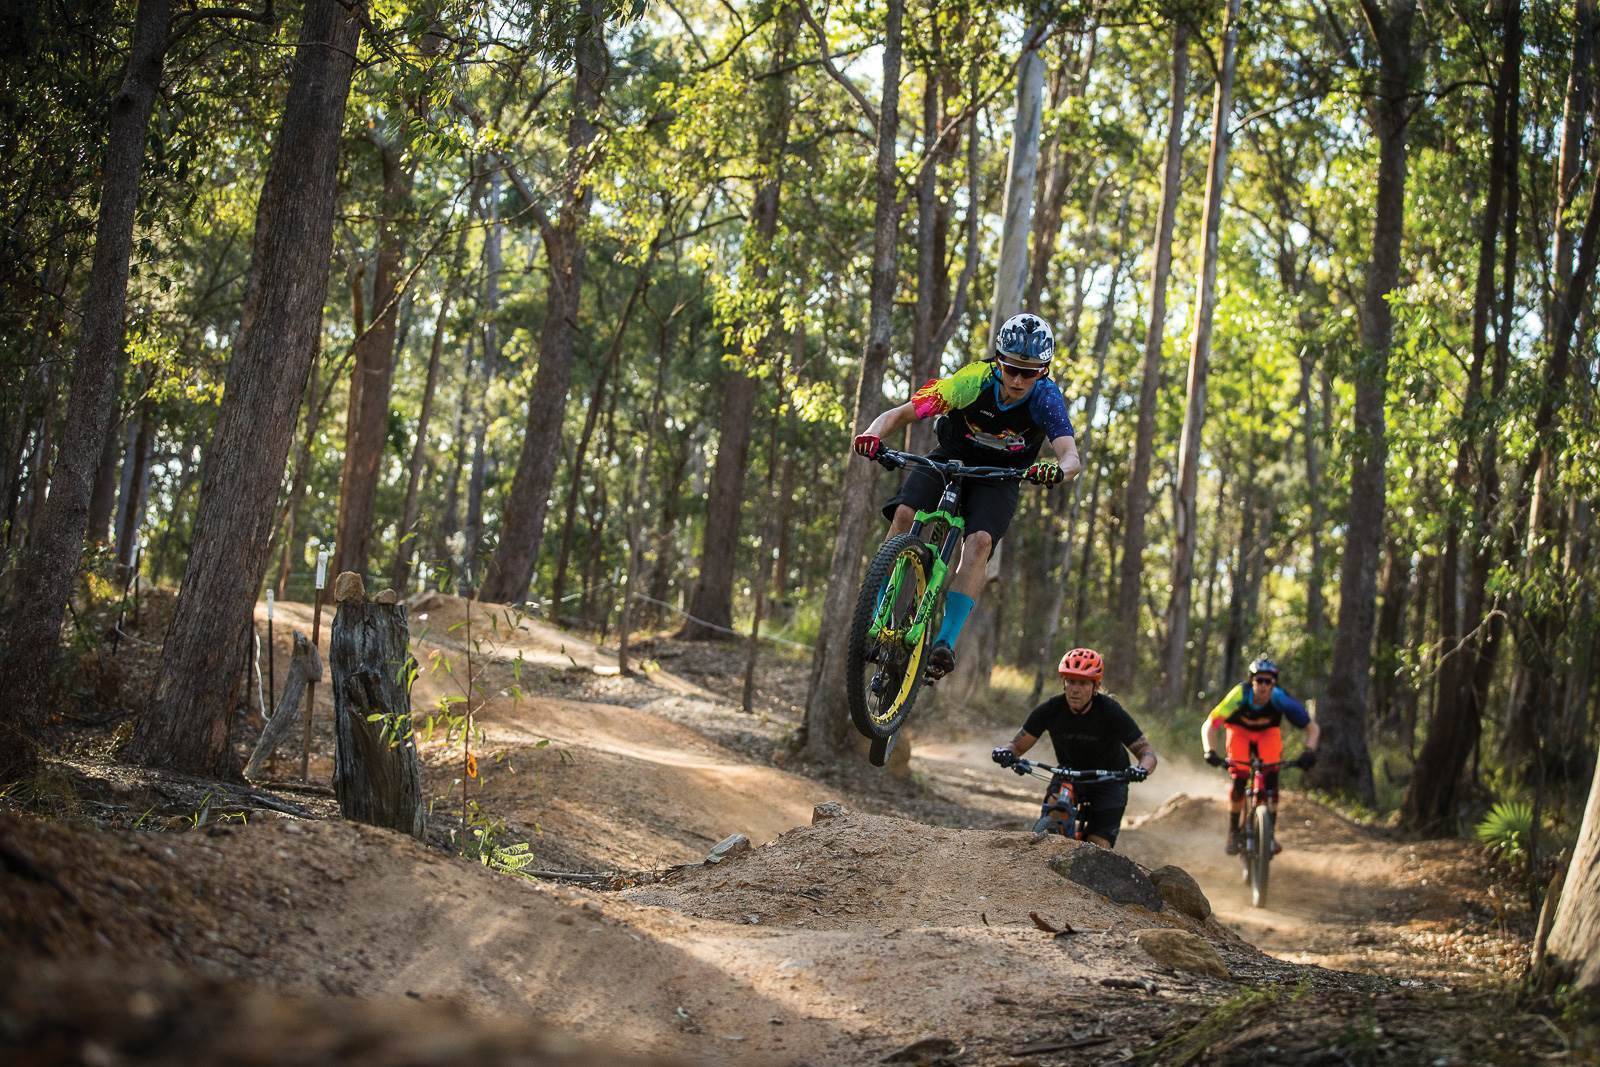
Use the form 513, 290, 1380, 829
1476, 800, 1536, 865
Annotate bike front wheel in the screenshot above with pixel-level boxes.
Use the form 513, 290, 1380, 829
846, 533, 934, 740
1250, 804, 1274, 908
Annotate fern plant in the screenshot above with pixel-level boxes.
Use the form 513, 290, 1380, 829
1475, 799, 1534, 864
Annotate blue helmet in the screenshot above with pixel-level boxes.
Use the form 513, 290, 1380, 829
1248, 656, 1279, 678
994, 312, 1055, 367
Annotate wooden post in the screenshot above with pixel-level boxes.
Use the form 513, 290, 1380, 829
302, 547, 329, 780
330, 571, 426, 839
243, 632, 323, 780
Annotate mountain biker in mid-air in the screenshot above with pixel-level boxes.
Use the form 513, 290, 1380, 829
851, 313, 1081, 679
990, 648, 1158, 849
1200, 655, 1320, 856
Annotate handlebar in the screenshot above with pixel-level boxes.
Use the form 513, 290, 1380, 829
1007, 757, 1147, 784
874, 448, 1027, 482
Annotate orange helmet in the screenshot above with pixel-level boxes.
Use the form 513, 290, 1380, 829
1058, 647, 1104, 683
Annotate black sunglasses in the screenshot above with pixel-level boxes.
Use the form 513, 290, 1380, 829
999, 362, 1044, 380
1252, 676, 1276, 686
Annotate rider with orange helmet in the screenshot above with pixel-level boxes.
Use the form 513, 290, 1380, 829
991, 647, 1158, 849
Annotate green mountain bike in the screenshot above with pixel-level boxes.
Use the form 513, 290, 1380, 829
846, 448, 1029, 767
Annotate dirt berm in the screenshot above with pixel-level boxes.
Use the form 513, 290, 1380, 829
3, 805, 1278, 1065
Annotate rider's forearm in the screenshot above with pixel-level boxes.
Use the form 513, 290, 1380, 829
1304, 721, 1321, 751
1130, 737, 1158, 773
1008, 730, 1037, 757
1200, 718, 1216, 753
864, 401, 917, 440
1051, 435, 1082, 479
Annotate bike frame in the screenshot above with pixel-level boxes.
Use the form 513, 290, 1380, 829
1009, 759, 1141, 841
867, 453, 1017, 648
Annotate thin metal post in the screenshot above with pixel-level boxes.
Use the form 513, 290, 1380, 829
302, 547, 329, 781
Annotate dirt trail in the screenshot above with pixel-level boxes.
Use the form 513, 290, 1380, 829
2, 594, 1566, 1064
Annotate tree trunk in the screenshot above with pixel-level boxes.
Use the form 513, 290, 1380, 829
391, 285, 454, 592
1160, 0, 1240, 708
0, 0, 171, 782
334, 137, 413, 583
618, 312, 674, 674
330, 582, 426, 839
114, 401, 154, 576
242, 631, 322, 779
86, 409, 123, 545
1109, 18, 1189, 694
127, 0, 362, 778
1504, 0, 1597, 776
480, 1, 609, 604
989, 32, 1044, 329
801, 0, 903, 760
1299, 348, 1329, 668
684, 15, 795, 639
1404, 0, 1525, 824
1541, 750, 1600, 998
1311, 0, 1421, 805
459, 172, 507, 586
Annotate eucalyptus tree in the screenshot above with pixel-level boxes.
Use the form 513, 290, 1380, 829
1311, 0, 1425, 804
129, 0, 364, 777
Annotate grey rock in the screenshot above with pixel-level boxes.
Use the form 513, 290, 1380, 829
333, 571, 366, 603
1150, 865, 1212, 920
1048, 845, 1164, 911
1133, 928, 1230, 979
812, 802, 847, 824
706, 833, 751, 864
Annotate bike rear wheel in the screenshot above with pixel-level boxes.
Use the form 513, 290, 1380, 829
1250, 804, 1274, 908
846, 533, 933, 740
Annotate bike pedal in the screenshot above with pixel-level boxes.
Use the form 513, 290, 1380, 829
869, 732, 896, 768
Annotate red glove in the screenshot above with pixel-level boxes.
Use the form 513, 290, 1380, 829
1025, 461, 1063, 485
854, 434, 883, 459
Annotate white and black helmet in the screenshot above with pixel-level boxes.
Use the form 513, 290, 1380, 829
994, 312, 1055, 367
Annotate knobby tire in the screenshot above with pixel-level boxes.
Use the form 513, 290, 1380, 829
1251, 804, 1274, 908
846, 533, 932, 741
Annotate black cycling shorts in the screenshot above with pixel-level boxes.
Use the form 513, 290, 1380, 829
881, 446, 1023, 546
1044, 778, 1128, 847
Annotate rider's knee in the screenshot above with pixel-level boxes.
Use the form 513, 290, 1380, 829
891, 504, 916, 529
963, 529, 994, 560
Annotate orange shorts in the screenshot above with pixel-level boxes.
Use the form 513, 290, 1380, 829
1225, 726, 1282, 778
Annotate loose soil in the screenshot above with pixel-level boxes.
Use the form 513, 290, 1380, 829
1, 593, 1585, 1064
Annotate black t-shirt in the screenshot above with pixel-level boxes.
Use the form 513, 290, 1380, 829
1022, 692, 1144, 770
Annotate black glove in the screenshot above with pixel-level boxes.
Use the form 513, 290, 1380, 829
1204, 750, 1225, 768
1024, 461, 1063, 486
1296, 749, 1318, 770
1126, 765, 1149, 782
991, 746, 1017, 768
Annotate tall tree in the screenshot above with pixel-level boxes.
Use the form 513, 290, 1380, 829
126, 0, 363, 777
1160, 0, 1242, 707
682, 4, 797, 640
332, 122, 414, 583
1403, 0, 1521, 831
1108, 14, 1189, 694
1309, 0, 1424, 803
480, 0, 610, 604
0, 0, 173, 783
801, 0, 904, 759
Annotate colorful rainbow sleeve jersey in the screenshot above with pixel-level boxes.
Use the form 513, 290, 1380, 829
1206, 684, 1311, 731
910, 362, 1074, 460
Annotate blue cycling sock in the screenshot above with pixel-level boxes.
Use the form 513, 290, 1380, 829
933, 591, 975, 649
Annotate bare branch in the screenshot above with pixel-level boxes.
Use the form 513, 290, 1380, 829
799, 1, 878, 130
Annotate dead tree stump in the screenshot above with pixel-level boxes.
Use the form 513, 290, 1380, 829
330, 572, 425, 839
243, 633, 322, 780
